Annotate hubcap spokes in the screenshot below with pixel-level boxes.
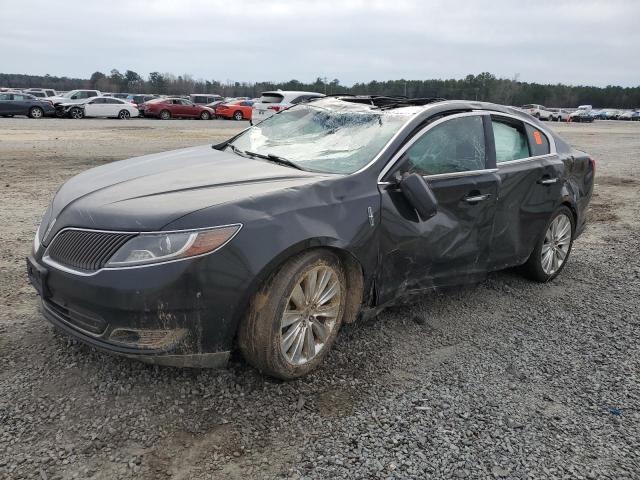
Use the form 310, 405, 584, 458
542, 214, 571, 275
280, 266, 341, 365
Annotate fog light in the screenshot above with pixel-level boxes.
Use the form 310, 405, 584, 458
109, 328, 187, 349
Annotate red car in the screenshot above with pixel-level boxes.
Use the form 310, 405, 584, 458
140, 98, 215, 120
215, 100, 254, 121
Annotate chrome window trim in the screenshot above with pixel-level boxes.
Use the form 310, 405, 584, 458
377, 109, 557, 182
41, 223, 243, 277
496, 153, 556, 166
377, 111, 490, 182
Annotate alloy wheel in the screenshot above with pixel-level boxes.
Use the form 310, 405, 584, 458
541, 213, 572, 275
280, 265, 342, 365
30, 107, 43, 119
119, 110, 130, 119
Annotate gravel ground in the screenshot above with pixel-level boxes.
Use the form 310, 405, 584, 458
0, 118, 639, 480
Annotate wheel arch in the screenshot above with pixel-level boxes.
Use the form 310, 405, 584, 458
239, 240, 366, 332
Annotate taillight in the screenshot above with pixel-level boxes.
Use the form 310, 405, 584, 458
267, 105, 282, 112
131, 103, 138, 108
589, 157, 596, 175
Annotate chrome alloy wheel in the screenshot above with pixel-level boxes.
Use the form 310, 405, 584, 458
541, 213, 572, 275
280, 265, 342, 365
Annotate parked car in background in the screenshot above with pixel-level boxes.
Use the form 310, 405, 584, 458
520, 104, 553, 120
215, 99, 254, 120
49, 90, 101, 114
140, 98, 214, 120
25, 88, 57, 98
0, 92, 55, 118
111, 93, 129, 99
27, 97, 595, 379
58, 96, 140, 119
252, 91, 325, 123
618, 110, 635, 120
125, 94, 159, 107
205, 100, 225, 110
547, 108, 570, 122
569, 110, 594, 122
190, 94, 223, 105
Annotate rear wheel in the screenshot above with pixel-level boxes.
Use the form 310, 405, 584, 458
233, 110, 243, 121
29, 106, 44, 119
69, 108, 84, 119
521, 206, 575, 282
159, 110, 171, 120
238, 250, 346, 379
200, 111, 211, 120
118, 109, 130, 119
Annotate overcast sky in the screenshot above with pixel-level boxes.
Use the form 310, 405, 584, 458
1, 0, 639, 87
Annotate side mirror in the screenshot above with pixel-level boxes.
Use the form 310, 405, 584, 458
399, 173, 438, 220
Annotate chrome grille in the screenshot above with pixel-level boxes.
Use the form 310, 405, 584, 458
46, 229, 136, 272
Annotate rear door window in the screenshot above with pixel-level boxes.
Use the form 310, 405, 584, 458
491, 117, 530, 163
400, 115, 487, 176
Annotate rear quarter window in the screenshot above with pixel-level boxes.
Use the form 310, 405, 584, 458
525, 124, 551, 156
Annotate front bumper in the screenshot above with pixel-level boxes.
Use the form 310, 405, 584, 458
27, 251, 247, 368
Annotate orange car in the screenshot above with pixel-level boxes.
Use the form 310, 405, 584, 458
215, 100, 254, 121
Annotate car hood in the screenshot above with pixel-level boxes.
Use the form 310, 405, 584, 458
43, 145, 331, 243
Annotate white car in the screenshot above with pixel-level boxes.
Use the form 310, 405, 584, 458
252, 90, 325, 123
59, 96, 139, 119
24, 88, 57, 98
520, 104, 553, 120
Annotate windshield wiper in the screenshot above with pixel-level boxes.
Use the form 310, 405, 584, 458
244, 151, 304, 171
226, 144, 250, 158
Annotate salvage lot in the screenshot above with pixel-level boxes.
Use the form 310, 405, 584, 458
1, 119, 639, 479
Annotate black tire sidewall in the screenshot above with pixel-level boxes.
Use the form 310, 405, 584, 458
160, 110, 170, 120
200, 111, 210, 120
234, 111, 243, 120
524, 206, 575, 282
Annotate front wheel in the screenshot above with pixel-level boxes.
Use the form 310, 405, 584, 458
521, 206, 575, 282
118, 109, 130, 119
238, 250, 346, 379
29, 107, 44, 119
200, 111, 211, 120
69, 108, 84, 119
233, 110, 243, 121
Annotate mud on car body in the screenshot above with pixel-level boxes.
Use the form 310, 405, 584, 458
27, 96, 595, 379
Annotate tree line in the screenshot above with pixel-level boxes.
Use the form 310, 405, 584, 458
1, 70, 639, 108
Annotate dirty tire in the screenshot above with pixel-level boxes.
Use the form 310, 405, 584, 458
159, 109, 171, 120
200, 111, 211, 120
29, 107, 44, 119
238, 250, 347, 380
521, 205, 575, 282
233, 110, 243, 121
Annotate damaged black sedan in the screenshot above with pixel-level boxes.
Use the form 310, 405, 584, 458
27, 96, 595, 379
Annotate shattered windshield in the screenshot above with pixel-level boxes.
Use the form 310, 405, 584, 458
228, 99, 414, 174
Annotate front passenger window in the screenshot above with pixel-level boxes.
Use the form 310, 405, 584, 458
400, 115, 486, 176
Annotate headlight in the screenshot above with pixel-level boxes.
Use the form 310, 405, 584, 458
33, 204, 53, 253
105, 224, 241, 267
